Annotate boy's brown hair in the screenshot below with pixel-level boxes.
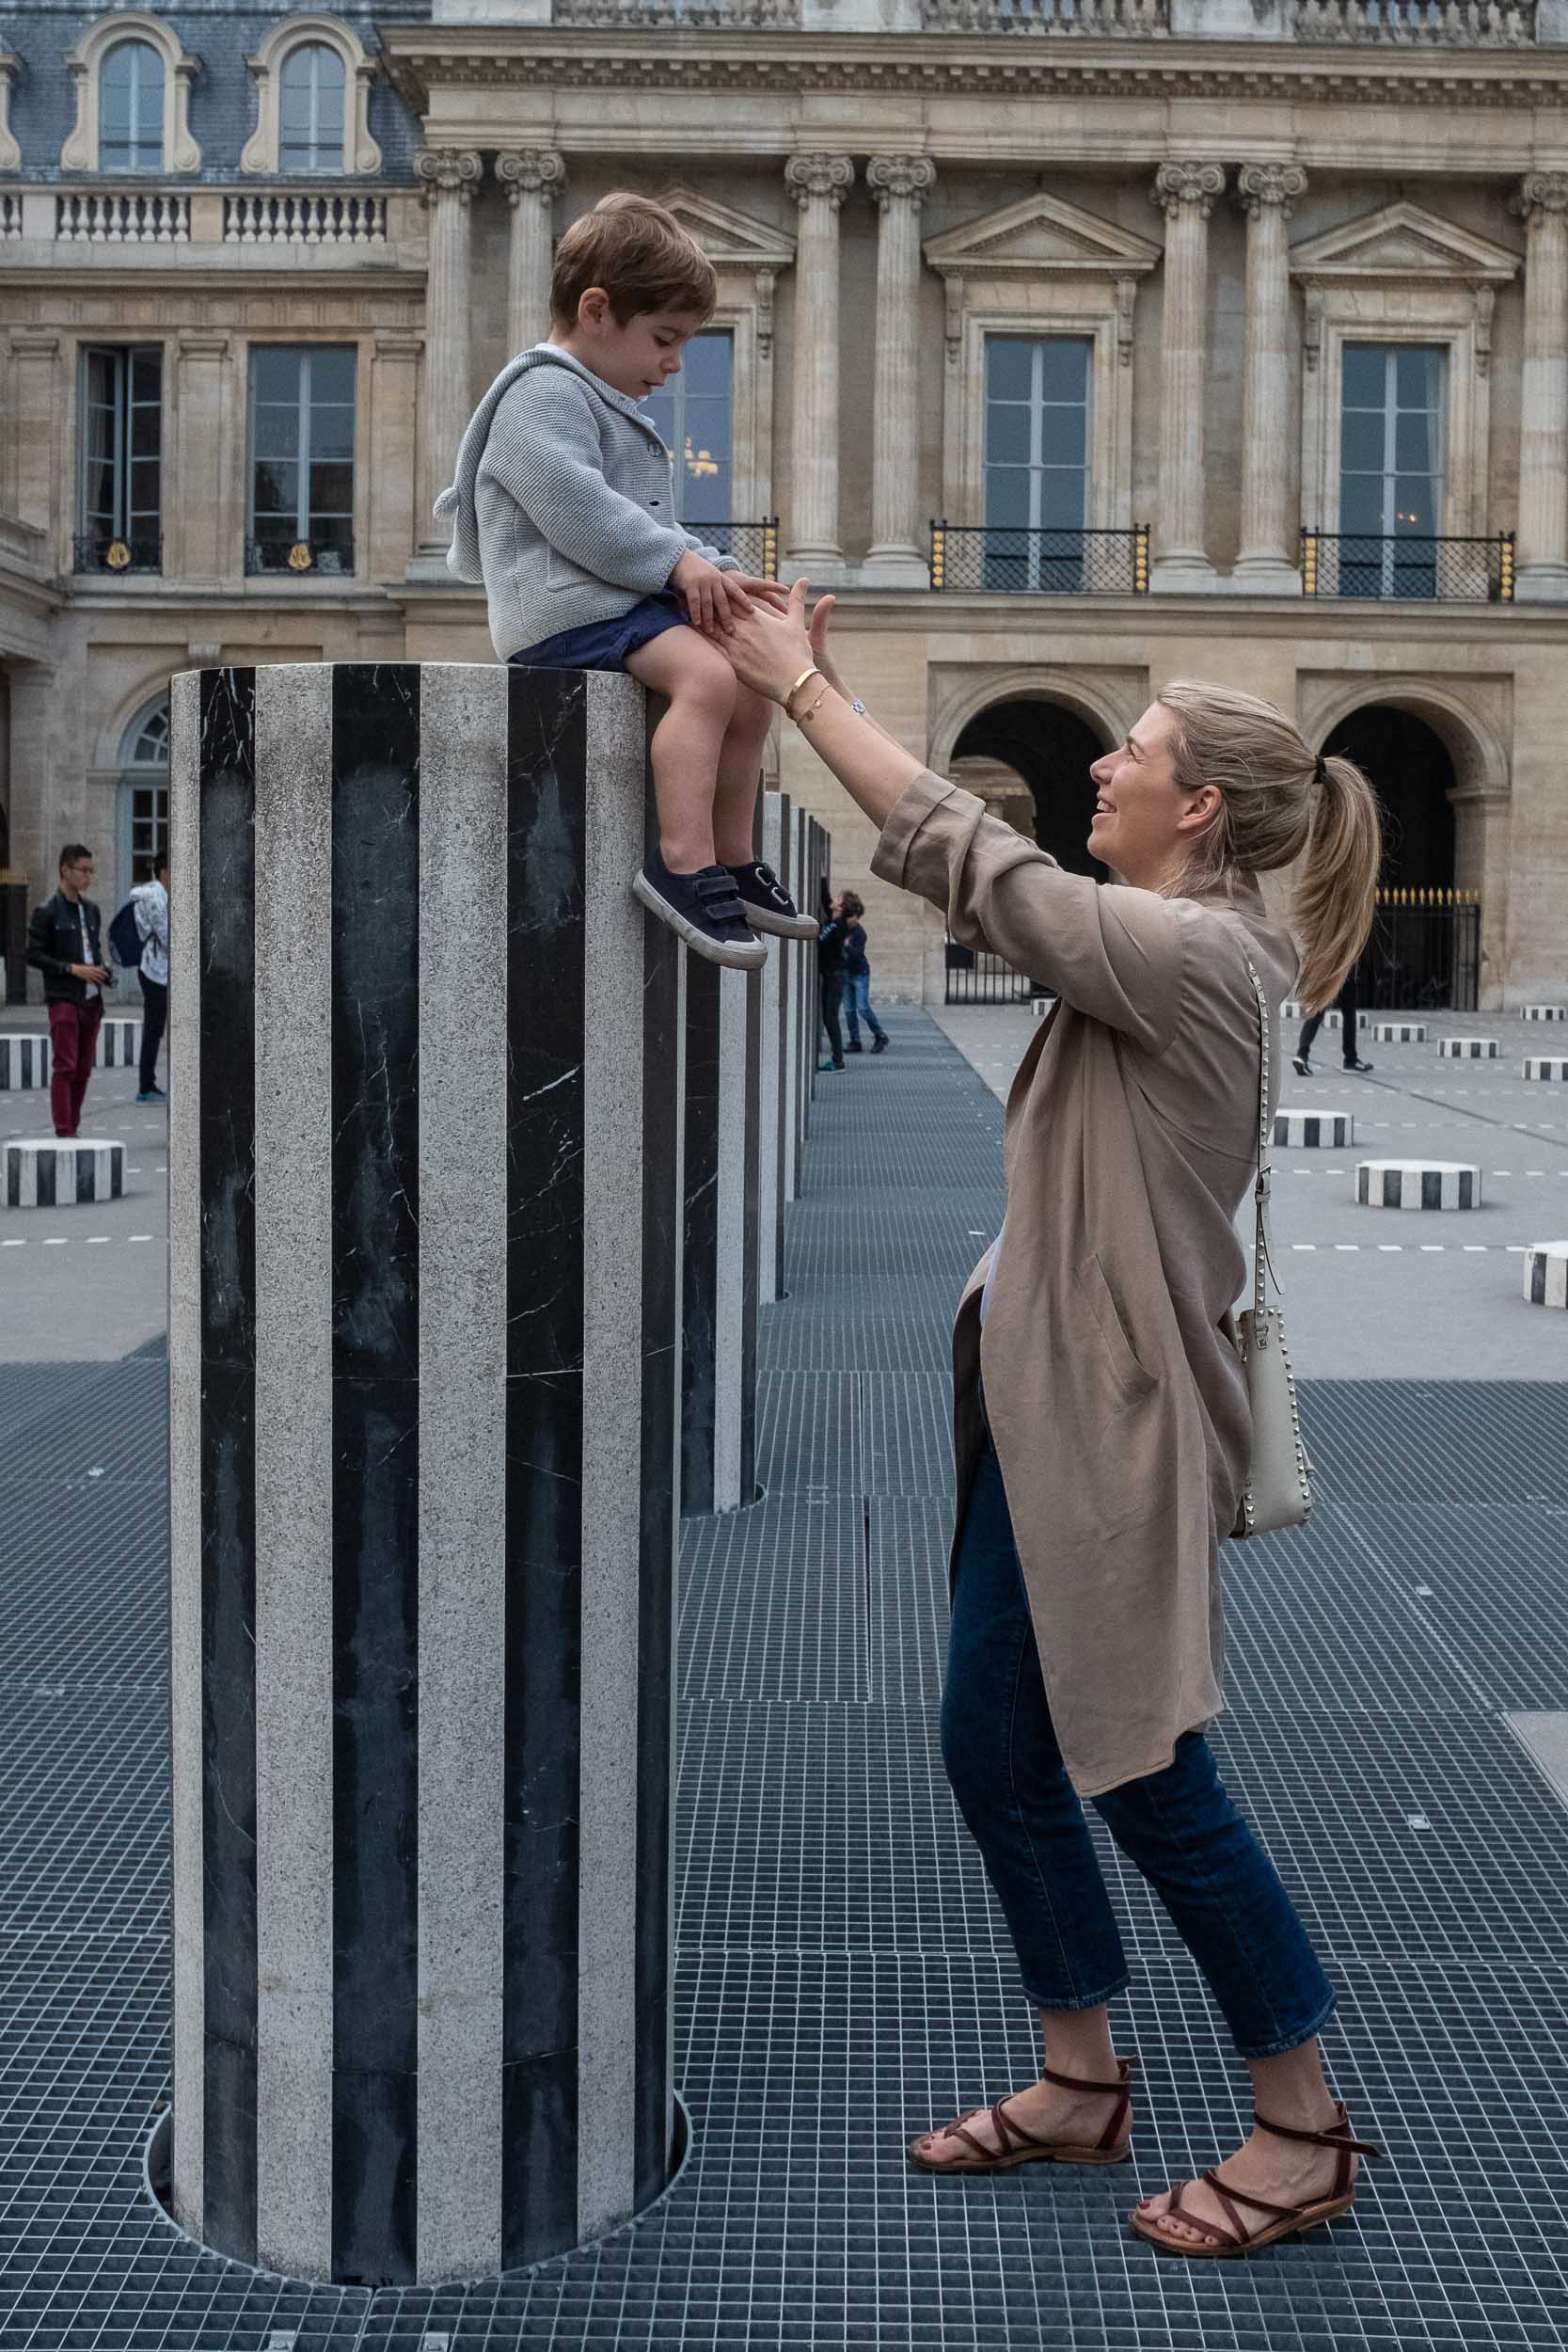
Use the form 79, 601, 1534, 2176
550, 193, 717, 327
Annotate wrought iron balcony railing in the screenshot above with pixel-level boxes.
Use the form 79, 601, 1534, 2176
73, 532, 162, 576
1301, 529, 1514, 602
700, 519, 779, 580
930, 522, 1149, 596
245, 534, 356, 578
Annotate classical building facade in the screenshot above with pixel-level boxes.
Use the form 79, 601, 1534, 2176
5, 0, 1568, 1004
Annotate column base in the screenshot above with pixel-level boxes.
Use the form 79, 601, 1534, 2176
780, 548, 854, 589
405, 548, 462, 584
859, 547, 931, 590
1513, 564, 1568, 604
1148, 557, 1219, 596
1215, 560, 1304, 596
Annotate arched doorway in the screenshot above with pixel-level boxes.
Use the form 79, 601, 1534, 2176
1320, 705, 1471, 1009
952, 698, 1110, 882
118, 696, 169, 890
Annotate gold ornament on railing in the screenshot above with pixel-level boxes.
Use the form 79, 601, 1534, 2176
106, 540, 131, 571
287, 542, 314, 572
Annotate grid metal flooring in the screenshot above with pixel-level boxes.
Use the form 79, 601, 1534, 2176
3, 1006, 1568, 2348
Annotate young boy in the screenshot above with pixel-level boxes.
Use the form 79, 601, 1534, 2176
437, 193, 816, 968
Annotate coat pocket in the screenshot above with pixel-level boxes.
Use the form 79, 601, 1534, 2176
1071, 1252, 1158, 1402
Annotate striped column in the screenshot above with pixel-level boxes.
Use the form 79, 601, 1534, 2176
1523, 1057, 1568, 1081
5, 1136, 122, 1204
97, 1016, 142, 1068
1525, 1241, 1568, 1308
758, 792, 790, 1305
681, 953, 759, 1515
1439, 1036, 1500, 1059
168, 663, 682, 2287
1354, 1159, 1481, 1210
0, 1033, 49, 1090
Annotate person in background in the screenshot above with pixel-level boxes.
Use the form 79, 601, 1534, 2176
133, 854, 169, 1104
26, 843, 114, 1139
1292, 959, 1372, 1077
839, 891, 889, 1057
817, 879, 847, 1074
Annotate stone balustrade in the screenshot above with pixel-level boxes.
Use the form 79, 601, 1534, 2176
55, 191, 190, 244
224, 192, 388, 246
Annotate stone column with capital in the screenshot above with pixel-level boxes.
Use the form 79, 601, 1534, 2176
497, 150, 566, 358
784, 154, 854, 580
1512, 172, 1568, 601
1149, 161, 1225, 592
1232, 163, 1307, 594
413, 146, 483, 567
863, 154, 937, 588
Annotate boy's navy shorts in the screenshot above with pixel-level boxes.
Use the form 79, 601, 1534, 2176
508, 591, 686, 674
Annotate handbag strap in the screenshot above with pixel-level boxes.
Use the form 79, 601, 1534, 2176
1243, 955, 1282, 1318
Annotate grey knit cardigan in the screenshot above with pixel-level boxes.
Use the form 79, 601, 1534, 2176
435, 344, 737, 660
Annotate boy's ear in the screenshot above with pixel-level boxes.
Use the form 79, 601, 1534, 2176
578, 285, 611, 330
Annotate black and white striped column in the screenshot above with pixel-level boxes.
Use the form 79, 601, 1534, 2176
5, 1136, 122, 1204
758, 791, 789, 1307
0, 1032, 49, 1090
168, 662, 682, 2287
681, 952, 759, 1515
97, 1016, 142, 1068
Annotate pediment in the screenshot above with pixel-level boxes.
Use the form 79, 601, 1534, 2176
924, 191, 1160, 279
1290, 201, 1518, 286
653, 185, 795, 271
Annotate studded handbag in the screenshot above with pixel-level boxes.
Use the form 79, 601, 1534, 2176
1231, 958, 1314, 1538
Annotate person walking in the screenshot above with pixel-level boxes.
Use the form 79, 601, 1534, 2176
26, 844, 114, 1139
721, 580, 1385, 2261
132, 855, 169, 1104
839, 892, 889, 1056
1292, 958, 1372, 1077
817, 880, 847, 1073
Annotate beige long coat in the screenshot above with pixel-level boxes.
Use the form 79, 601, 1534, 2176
872, 772, 1300, 1798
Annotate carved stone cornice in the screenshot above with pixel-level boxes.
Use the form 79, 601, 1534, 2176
415, 147, 483, 204
496, 148, 567, 207
785, 152, 854, 211
1151, 161, 1226, 220
866, 154, 937, 213
1513, 170, 1568, 223
1236, 162, 1307, 220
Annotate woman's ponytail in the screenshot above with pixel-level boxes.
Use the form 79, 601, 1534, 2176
1291, 754, 1381, 1012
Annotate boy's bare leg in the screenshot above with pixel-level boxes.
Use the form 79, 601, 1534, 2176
625, 628, 736, 873
711, 682, 776, 869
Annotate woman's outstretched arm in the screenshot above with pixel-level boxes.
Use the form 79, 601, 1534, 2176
720, 580, 926, 827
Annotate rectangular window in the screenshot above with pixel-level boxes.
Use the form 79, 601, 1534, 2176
643, 329, 738, 541
75, 345, 163, 573
246, 345, 356, 575
1338, 344, 1446, 598
983, 335, 1091, 590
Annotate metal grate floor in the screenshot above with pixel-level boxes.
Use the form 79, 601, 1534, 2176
3, 1003, 1568, 2348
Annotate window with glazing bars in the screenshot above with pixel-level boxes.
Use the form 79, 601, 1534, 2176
1338, 345, 1446, 598
279, 43, 346, 172
77, 346, 163, 568
983, 336, 1091, 590
642, 331, 736, 530
100, 40, 164, 172
248, 346, 356, 572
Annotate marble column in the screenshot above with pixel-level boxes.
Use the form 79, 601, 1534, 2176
413, 148, 483, 563
1233, 164, 1307, 594
681, 954, 760, 1515
784, 154, 855, 579
497, 149, 566, 357
1512, 172, 1568, 601
864, 155, 937, 588
167, 661, 683, 2285
1149, 161, 1226, 592
780, 799, 803, 1208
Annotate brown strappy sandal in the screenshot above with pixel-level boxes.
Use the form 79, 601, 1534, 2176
1129, 2100, 1381, 2258
908, 2058, 1134, 2175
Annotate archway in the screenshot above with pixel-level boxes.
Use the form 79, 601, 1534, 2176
118, 695, 170, 889
1320, 705, 1455, 894
952, 697, 1110, 882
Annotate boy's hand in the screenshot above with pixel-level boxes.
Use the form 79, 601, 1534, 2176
671, 550, 744, 635
728, 573, 790, 615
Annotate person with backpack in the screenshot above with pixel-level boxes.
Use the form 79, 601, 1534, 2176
129, 856, 169, 1103
26, 844, 115, 1138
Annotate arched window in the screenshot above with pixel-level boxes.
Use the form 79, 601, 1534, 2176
279, 42, 345, 173
100, 40, 164, 172
119, 698, 170, 886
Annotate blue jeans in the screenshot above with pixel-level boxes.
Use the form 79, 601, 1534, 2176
843, 970, 886, 1046
942, 1428, 1337, 2059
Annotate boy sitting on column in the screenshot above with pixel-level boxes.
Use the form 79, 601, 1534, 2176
438, 192, 816, 967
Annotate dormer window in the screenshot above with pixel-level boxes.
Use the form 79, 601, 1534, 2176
279, 42, 345, 173
100, 40, 164, 172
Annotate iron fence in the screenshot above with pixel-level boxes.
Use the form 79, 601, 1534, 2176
245, 534, 356, 578
1359, 889, 1481, 1012
702, 519, 779, 580
943, 938, 1053, 1006
930, 522, 1149, 595
1302, 529, 1514, 602
73, 533, 162, 575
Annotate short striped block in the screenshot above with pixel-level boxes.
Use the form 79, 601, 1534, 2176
1438, 1036, 1499, 1059
1319, 1009, 1369, 1031
1281, 998, 1305, 1022
1525, 1241, 1568, 1308
96, 1017, 142, 1068
1275, 1108, 1354, 1148
5, 1136, 123, 1206
1524, 1004, 1567, 1022
0, 1033, 49, 1090
1370, 1021, 1427, 1044
1354, 1159, 1481, 1210
1523, 1057, 1568, 1081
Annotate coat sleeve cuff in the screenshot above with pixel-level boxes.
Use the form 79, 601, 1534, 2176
870, 771, 979, 891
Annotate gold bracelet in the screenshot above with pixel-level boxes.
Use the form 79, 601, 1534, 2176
784, 666, 824, 721
794, 683, 832, 728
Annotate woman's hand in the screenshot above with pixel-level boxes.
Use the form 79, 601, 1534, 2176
806, 592, 847, 700
715, 576, 817, 704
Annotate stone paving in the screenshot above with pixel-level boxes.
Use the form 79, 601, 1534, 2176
1, 1005, 1566, 2349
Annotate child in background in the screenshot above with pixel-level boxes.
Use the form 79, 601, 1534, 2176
838, 893, 889, 1056
438, 193, 816, 968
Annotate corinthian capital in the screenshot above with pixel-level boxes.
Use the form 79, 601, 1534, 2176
496, 149, 566, 207
1236, 162, 1307, 220
866, 154, 937, 215
1151, 161, 1226, 221
415, 147, 483, 204
785, 152, 855, 213
1513, 170, 1568, 224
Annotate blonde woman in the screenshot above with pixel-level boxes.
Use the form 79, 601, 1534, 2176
720, 582, 1383, 2261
